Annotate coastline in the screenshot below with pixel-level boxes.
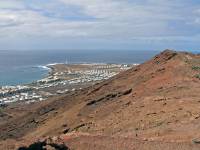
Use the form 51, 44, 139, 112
0, 49, 160, 87
1, 62, 139, 88
0, 63, 136, 105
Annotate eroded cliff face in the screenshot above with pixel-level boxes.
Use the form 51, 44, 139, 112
1, 50, 200, 150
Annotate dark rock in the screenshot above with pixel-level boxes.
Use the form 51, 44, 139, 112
121, 88, 132, 95
192, 138, 200, 144
63, 128, 70, 134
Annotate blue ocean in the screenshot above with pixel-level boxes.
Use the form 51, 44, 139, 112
0, 50, 197, 86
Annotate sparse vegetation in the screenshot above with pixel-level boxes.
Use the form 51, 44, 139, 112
195, 74, 200, 79
192, 66, 200, 70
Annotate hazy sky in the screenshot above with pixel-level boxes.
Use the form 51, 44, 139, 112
0, 0, 200, 51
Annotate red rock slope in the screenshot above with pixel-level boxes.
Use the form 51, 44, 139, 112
0, 50, 200, 150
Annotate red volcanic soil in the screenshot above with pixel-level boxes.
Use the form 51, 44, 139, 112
0, 50, 200, 150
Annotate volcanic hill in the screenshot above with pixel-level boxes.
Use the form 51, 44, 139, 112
0, 49, 200, 150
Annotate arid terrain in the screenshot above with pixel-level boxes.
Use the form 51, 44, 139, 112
0, 50, 200, 150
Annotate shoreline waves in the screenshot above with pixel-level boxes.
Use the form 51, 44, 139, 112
0, 63, 135, 105
0, 63, 139, 87
0, 50, 159, 86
